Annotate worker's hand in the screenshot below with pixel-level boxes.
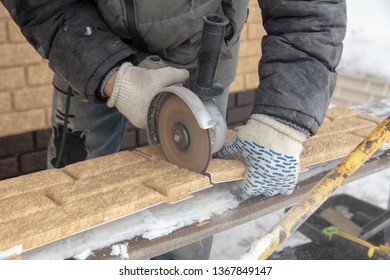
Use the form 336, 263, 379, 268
215, 114, 307, 197
106, 62, 189, 129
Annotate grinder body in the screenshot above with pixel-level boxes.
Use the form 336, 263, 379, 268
146, 14, 229, 173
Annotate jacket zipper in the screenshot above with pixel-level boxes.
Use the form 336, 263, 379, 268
124, 0, 144, 50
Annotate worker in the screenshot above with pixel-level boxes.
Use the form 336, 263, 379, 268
1, 0, 346, 259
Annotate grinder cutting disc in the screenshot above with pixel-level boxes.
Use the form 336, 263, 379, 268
158, 94, 211, 173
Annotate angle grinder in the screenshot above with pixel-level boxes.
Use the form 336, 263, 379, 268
146, 13, 229, 173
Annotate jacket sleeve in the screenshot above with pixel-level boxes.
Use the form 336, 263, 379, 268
254, 0, 347, 135
1, 0, 136, 102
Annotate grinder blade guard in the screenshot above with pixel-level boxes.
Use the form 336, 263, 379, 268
147, 13, 229, 173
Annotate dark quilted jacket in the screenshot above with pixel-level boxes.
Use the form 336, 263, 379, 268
1, 0, 346, 134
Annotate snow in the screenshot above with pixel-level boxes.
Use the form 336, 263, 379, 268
110, 243, 129, 259
338, 0, 390, 81
19, 0, 390, 260
0, 245, 23, 260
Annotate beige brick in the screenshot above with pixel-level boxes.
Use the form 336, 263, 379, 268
63, 151, 147, 179
245, 72, 259, 89
136, 145, 167, 160
144, 169, 211, 203
238, 40, 261, 58
248, 23, 266, 40
325, 107, 359, 121
13, 85, 53, 111
249, 0, 258, 7
239, 24, 248, 41
0, 43, 41, 67
236, 57, 258, 75
0, 193, 57, 223
205, 159, 246, 184
46, 107, 53, 127
0, 169, 74, 200
7, 20, 26, 43
0, 67, 25, 91
0, 20, 6, 42
27, 63, 53, 86
0, 4, 9, 19
301, 133, 364, 167
229, 75, 245, 93
0, 109, 47, 137
0, 207, 77, 253
50, 160, 179, 204
316, 117, 377, 138
247, 6, 262, 23
0, 91, 12, 113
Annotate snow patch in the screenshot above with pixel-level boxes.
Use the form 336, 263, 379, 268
72, 249, 92, 260
240, 226, 281, 260
338, 0, 390, 81
110, 243, 129, 259
0, 245, 23, 260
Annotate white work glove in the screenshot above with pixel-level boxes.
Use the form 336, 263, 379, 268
107, 62, 189, 129
215, 114, 307, 197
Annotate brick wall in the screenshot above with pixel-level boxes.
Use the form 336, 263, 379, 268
0, 5, 54, 138
0, 1, 265, 138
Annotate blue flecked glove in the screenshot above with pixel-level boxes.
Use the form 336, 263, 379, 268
215, 114, 307, 197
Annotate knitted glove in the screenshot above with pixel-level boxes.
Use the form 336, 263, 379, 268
107, 62, 189, 129
215, 114, 307, 197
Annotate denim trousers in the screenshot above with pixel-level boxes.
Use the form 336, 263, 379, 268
47, 81, 229, 260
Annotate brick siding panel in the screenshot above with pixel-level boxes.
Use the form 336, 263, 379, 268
247, 6, 262, 23
137, 129, 149, 147
0, 109, 46, 137
120, 130, 137, 151
244, 72, 259, 89
0, 91, 12, 113
238, 41, 261, 58
34, 129, 52, 150
0, 44, 42, 67
0, 157, 19, 180
236, 57, 259, 75
227, 94, 236, 109
20, 150, 47, 174
227, 104, 253, 124
0, 4, 8, 19
7, 20, 26, 43
27, 63, 54, 86
248, 23, 265, 40
0, 132, 34, 158
13, 85, 53, 111
236, 90, 255, 106
229, 75, 245, 93
46, 107, 53, 127
0, 67, 25, 91
0, 20, 6, 43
